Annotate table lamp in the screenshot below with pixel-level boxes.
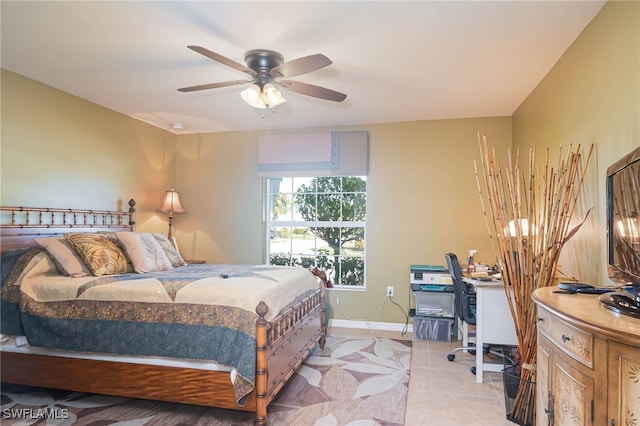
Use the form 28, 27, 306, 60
158, 188, 187, 245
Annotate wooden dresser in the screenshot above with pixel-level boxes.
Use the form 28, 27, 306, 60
532, 287, 640, 426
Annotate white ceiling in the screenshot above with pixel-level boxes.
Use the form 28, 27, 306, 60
1, 1, 605, 135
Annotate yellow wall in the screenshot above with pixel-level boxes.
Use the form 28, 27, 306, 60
347, 119, 510, 322
173, 131, 265, 263
512, 0, 639, 286
0, 70, 177, 233
173, 119, 512, 323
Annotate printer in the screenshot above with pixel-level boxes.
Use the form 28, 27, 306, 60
410, 265, 456, 340
410, 264, 453, 292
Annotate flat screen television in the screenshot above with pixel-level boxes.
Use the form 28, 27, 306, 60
601, 146, 640, 318
607, 146, 640, 286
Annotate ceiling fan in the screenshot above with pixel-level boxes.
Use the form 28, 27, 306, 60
178, 46, 347, 109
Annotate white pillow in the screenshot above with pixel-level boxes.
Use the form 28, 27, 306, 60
34, 237, 91, 277
152, 233, 187, 267
115, 232, 173, 273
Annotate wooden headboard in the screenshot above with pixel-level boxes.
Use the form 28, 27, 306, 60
0, 199, 136, 254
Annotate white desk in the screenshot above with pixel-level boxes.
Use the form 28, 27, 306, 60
463, 277, 518, 383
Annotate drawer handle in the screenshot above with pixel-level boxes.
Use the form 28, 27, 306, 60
561, 334, 571, 342
537, 317, 544, 323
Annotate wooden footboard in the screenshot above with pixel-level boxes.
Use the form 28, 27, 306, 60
255, 286, 326, 425
1, 286, 326, 425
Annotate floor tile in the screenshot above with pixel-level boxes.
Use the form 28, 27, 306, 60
327, 326, 518, 425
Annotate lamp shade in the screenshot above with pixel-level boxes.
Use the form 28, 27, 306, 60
158, 188, 187, 240
505, 218, 537, 237
262, 83, 286, 108
158, 189, 187, 214
617, 218, 639, 239
241, 84, 266, 109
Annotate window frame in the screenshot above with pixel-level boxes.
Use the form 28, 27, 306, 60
264, 176, 367, 289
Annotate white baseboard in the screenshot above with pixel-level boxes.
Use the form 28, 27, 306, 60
328, 319, 413, 333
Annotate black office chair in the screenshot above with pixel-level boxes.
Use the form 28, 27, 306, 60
444, 252, 481, 373
444, 252, 513, 375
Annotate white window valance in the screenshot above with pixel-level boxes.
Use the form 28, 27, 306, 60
257, 131, 369, 177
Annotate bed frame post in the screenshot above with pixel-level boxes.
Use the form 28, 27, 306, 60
319, 281, 327, 349
128, 199, 136, 228
254, 301, 269, 426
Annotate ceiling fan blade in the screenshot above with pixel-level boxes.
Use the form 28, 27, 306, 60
177, 79, 252, 92
278, 80, 347, 102
187, 46, 257, 77
270, 54, 332, 78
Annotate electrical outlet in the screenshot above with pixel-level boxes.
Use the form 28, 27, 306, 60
386, 286, 394, 297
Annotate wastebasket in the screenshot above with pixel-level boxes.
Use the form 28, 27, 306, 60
502, 361, 535, 426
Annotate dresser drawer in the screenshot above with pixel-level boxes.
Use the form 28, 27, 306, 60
537, 307, 594, 368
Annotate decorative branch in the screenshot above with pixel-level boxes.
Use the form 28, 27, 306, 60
474, 134, 593, 425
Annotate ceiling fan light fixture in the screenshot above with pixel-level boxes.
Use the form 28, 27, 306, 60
181, 46, 346, 107
262, 83, 286, 108
241, 84, 266, 109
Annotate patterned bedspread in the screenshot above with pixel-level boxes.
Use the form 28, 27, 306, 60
0, 248, 320, 405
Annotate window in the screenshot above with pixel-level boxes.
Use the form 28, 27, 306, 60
266, 176, 366, 287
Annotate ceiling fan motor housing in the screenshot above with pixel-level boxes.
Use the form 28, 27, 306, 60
245, 49, 284, 86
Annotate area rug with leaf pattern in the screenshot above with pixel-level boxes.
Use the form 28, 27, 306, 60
1, 335, 411, 425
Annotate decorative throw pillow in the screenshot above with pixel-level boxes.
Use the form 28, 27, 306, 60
34, 237, 92, 277
64, 233, 132, 276
152, 233, 187, 267
116, 232, 173, 273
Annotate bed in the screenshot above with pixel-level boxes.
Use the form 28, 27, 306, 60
0, 199, 327, 426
